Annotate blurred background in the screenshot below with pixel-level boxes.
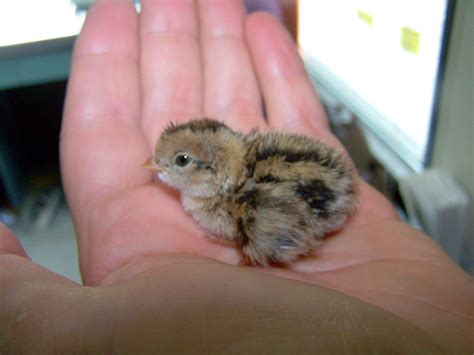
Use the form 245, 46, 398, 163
0, 0, 472, 283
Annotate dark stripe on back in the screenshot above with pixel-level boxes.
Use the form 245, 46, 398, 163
236, 218, 250, 246
294, 179, 335, 218
236, 188, 258, 208
245, 160, 256, 179
256, 174, 282, 184
255, 146, 334, 169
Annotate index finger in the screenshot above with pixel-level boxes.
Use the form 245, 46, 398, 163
140, 0, 203, 145
61, 0, 148, 239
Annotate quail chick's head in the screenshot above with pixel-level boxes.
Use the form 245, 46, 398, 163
147, 119, 248, 198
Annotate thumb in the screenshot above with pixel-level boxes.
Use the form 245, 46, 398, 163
0, 222, 28, 257
0, 255, 113, 353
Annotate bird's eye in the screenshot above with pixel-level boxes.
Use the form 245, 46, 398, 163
174, 153, 192, 167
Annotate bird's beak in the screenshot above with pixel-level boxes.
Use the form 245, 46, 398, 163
143, 156, 162, 171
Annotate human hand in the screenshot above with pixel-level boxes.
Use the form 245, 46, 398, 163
1, 0, 472, 352
62, 0, 399, 284
62, 0, 473, 343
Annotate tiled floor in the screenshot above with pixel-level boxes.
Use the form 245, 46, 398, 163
14, 206, 82, 284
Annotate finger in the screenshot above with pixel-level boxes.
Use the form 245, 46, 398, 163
199, 0, 264, 131
246, 13, 332, 139
0, 223, 28, 257
0, 255, 440, 353
140, 0, 203, 145
0, 254, 107, 352
61, 0, 148, 247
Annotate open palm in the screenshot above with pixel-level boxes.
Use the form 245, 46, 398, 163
62, 0, 392, 283
59, 0, 473, 349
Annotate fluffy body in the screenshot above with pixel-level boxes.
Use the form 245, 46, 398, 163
151, 119, 357, 265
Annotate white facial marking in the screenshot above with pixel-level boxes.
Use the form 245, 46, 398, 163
158, 172, 171, 184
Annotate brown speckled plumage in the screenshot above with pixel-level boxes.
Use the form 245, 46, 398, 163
147, 118, 358, 266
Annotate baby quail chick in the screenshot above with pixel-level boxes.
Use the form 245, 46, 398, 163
146, 118, 357, 266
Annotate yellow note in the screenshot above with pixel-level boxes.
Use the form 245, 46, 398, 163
358, 10, 373, 26
401, 27, 420, 54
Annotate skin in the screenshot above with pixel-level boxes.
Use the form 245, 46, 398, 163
0, 0, 473, 352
